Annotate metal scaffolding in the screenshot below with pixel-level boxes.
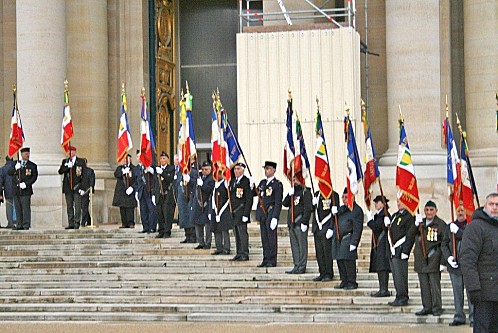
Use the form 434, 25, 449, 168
238, 0, 356, 32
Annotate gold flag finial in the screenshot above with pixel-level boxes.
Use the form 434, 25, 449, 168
456, 112, 462, 134
141, 87, 145, 96
445, 94, 449, 118
288, 89, 292, 102
345, 101, 350, 117
316, 96, 320, 111
12, 84, 16, 94
64, 79, 68, 90
121, 82, 125, 93
186, 81, 190, 94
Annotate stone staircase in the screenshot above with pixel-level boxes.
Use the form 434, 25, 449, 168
0, 224, 465, 324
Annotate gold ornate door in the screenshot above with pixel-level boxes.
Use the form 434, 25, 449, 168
155, 0, 177, 157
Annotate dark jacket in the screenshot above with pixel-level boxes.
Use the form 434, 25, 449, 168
133, 164, 156, 200
460, 208, 498, 301
332, 202, 364, 260
368, 209, 391, 272
410, 215, 447, 273
311, 191, 340, 235
229, 175, 253, 226
80, 166, 95, 196
0, 160, 16, 199
441, 219, 467, 275
153, 164, 175, 199
254, 177, 283, 222
58, 156, 86, 194
388, 209, 416, 259
190, 172, 214, 226
210, 180, 231, 232
112, 164, 137, 208
7, 160, 38, 196
282, 185, 312, 227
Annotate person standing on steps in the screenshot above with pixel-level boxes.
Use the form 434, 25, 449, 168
112, 154, 137, 228
58, 146, 85, 230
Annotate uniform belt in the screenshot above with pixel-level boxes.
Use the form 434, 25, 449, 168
315, 212, 332, 230
233, 204, 244, 213
389, 236, 406, 256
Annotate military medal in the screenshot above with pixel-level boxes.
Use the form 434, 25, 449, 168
322, 199, 331, 210
265, 187, 273, 196
26, 169, 32, 176
236, 188, 244, 198
293, 196, 301, 205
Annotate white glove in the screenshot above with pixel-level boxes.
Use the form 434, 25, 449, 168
270, 218, 278, 230
152, 195, 156, 206
125, 187, 133, 195
249, 177, 255, 189
349, 244, 357, 252
19, 182, 26, 189
79, 189, 85, 196
312, 196, 319, 206
332, 206, 338, 214
183, 174, 190, 183
242, 216, 249, 223
15, 162, 21, 170
384, 216, 391, 227
215, 215, 221, 223
174, 174, 177, 180
135, 192, 139, 201
197, 178, 203, 186
440, 264, 447, 272
122, 167, 130, 174
300, 224, 308, 232
366, 211, 373, 222
326, 229, 334, 239
146, 166, 154, 174
447, 256, 459, 269
401, 253, 409, 260
415, 214, 423, 227
288, 187, 294, 197
208, 213, 211, 220
65, 160, 74, 168
450, 223, 459, 234
156, 167, 163, 174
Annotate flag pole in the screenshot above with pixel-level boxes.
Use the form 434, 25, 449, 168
64, 80, 74, 192
288, 90, 295, 224
445, 98, 458, 260
456, 114, 480, 208
215, 89, 231, 213
13, 85, 22, 182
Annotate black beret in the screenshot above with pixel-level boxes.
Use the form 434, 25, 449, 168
160, 151, 169, 158
425, 200, 437, 208
202, 161, 211, 167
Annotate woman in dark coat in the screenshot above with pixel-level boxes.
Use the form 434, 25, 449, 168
112, 154, 137, 228
367, 195, 391, 297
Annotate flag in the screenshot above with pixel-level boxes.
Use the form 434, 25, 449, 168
294, 114, 310, 185
314, 110, 333, 199
459, 134, 476, 222
61, 85, 74, 154
225, 120, 243, 167
396, 119, 419, 215
178, 88, 196, 175
443, 117, 461, 210
8, 88, 25, 157
283, 99, 295, 182
345, 116, 363, 210
117, 86, 133, 163
211, 95, 232, 182
361, 103, 380, 209
139, 90, 155, 168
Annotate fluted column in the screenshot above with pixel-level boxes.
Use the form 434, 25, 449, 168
16, 0, 67, 228
66, 0, 109, 165
463, 0, 498, 198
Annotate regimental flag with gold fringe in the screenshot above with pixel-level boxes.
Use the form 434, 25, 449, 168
117, 84, 133, 163
361, 102, 380, 209
396, 117, 419, 215
314, 109, 333, 199
60, 82, 74, 155
443, 116, 461, 210
344, 114, 363, 210
178, 85, 196, 175
8, 86, 25, 157
211, 94, 231, 182
139, 89, 155, 168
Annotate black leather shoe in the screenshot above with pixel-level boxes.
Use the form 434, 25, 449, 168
222, 250, 231, 255
194, 244, 205, 249
155, 234, 165, 239
296, 269, 306, 274
313, 275, 323, 281
230, 255, 241, 261
211, 250, 223, 255
449, 321, 465, 326
180, 238, 188, 243
415, 309, 432, 316
65, 226, 74, 230
141, 230, 148, 233
203, 244, 211, 249
389, 299, 408, 306
371, 290, 391, 297
432, 310, 443, 316
322, 276, 333, 282
257, 262, 267, 268
344, 283, 358, 290
334, 282, 346, 289
266, 263, 276, 267
237, 257, 249, 261
286, 268, 297, 274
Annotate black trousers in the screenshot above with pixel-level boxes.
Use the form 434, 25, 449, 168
314, 230, 334, 278
234, 223, 249, 258
390, 257, 409, 302
418, 272, 442, 313
81, 194, 91, 226
337, 259, 357, 285
260, 217, 278, 265
14, 195, 31, 229
474, 300, 498, 333
157, 195, 174, 236
120, 207, 135, 227
65, 191, 81, 227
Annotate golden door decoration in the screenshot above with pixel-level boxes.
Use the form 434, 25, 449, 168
155, 0, 177, 157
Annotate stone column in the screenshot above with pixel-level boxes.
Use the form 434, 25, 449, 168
16, 0, 67, 229
463, 0, 498, 198
380, 1, 449, 215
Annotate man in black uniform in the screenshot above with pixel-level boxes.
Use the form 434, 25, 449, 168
58, 146, 86, 229
410, 200, 447, 316
133, 150, 157, 233
442, 204, 474, 327
154, 152, 176, 238
367, 195, 391, 297
112, 154, 136, 228
210, 169, 231, 255
460, 193, 498, 332
192, 161, 214, 249
7, 147, 38, 230
311, 190, 339, 281
0, 156, 17, 229
255, 161, 283, 268
387, 199, 416, 306
283, 176, 312, 274
79, 159, 95, 227
332, 188, 364, 289
229, 162, 253, 261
